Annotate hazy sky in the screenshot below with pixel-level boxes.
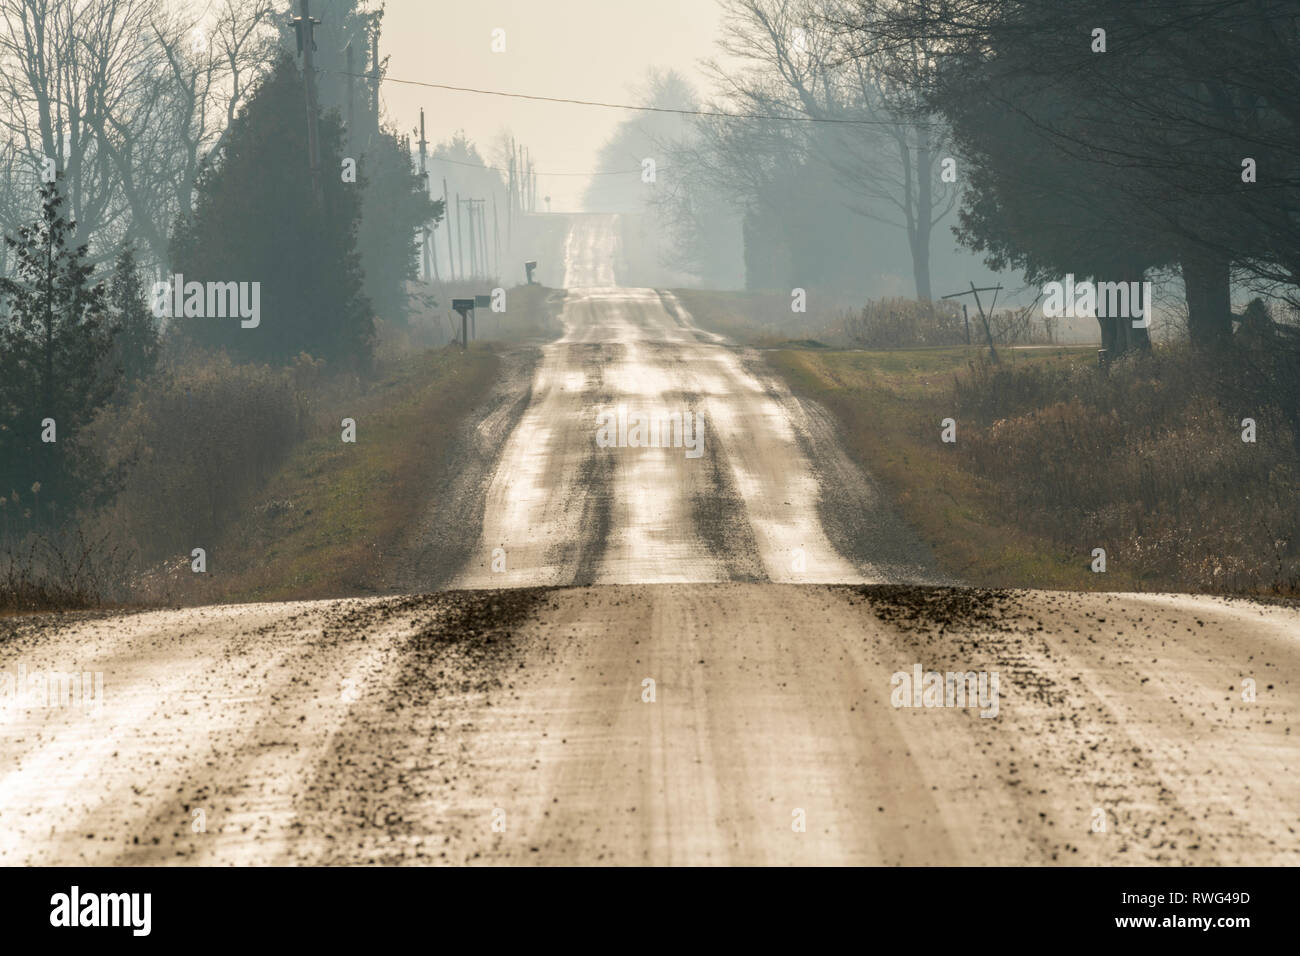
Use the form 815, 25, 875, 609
380, 0, 730, 211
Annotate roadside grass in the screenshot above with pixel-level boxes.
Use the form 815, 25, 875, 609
671, 288, 850, 347
481, 284, 565, 344
770, 346, 1115, 590
684, 283, 1300, 595
3, 283, 554, 614
670, 287, 1053, 350
403, 282, 564, 347
0, 532, 128, 616
175, 344, 500, 604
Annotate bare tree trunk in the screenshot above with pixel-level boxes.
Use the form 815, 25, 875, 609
1105, 263, 1152, 357
1182, 250, 1232, 347
1126, 266, 1152, 353
911, 135, 934, 301
1098, 313, 1118, 355
909, 226, 932, 301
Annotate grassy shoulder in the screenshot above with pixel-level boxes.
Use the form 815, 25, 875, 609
3, 346, 502, 612
4, 281, 557, 614
769, 346, 1116, 590
193, 345, 499, 603
677, 286, 1099, 586
682, 289, 1298, 595
671, 288, 844, 347
485, 284, 566, 344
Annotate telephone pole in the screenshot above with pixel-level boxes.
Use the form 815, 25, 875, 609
470, 197, 486, 277
345, 42, 355, 150
506, 137, 515, 249
418, 109, 435, 283
492, 194, 500, 278
291, 0, 323, 208
444, 177, 455, 280
455, 191, 464, 280
370, 17, 381, 142
516, 143, 524, 214
528, 150, 536, 212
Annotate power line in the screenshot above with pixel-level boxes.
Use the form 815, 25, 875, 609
427, 154, 659, 178
329, 70, 924, 127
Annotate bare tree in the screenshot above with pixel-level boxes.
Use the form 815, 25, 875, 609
0, 0, 275, 272
849, 0, 1300, 341
708, 0, 957, 299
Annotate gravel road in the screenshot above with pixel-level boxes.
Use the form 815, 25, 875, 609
2, 216, 1295, 865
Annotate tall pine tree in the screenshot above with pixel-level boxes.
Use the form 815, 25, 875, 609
107, 244, 160, 391
358, 130, 441, 325
171, 55, 372, 367
0, 182, 118, 521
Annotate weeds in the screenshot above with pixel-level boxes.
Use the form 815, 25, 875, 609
0, 531, 126, 613
955, 345, 1300, 593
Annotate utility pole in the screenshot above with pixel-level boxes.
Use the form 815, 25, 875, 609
345, 42, 355, 151
465, 200, 474, 277
427, 201, 440, 283
506, 138, 514, 249
418, 109, 432, 282
474, 201, 485, 277
443, 177, 455, 280
292, 0, 323, 208
429, 225, 441, 282
480, 201, 488, 274
370, 19, 381, 142
473, 197, 483, 278
492, 194, 500, 278
455, 192, 464, 280
467, 199, 479, 278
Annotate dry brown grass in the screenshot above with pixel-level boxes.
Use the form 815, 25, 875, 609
674, 288, 1053, 350
0, 531, 127, 614
770, 341, 1300, 595
85, 351, 311, 565
956, 348, 1300, 593
181, 344, 499, 604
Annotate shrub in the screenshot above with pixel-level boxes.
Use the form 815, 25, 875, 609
88, 351, 306, 562
0, 531, 125, 613
954, 344, 1300, 593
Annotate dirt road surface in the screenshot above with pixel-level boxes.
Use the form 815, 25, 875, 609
450, 213, 938, 588
1, 216, 1296, 865
1, 585, 1296, 865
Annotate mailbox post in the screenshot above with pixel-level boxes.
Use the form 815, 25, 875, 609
451, 298, 475, 349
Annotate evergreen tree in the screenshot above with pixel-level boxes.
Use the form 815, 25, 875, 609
359, 130, 442, 325
0, 182, 118, 521
107, 244, 160, 390
275, 2, 441, 323
171, 55, 371, 367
